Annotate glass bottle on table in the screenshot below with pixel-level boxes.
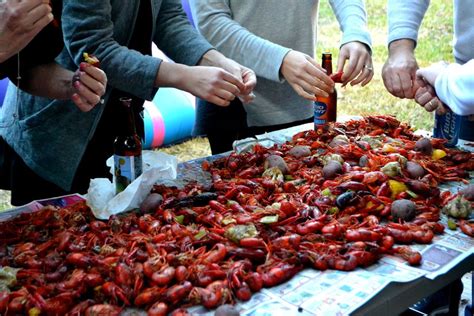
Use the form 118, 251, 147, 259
314, 52, 337, 129
113, 97, 143, 194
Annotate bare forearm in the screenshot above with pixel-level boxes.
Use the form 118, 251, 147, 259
20, 62, 74, 99
154, 62, 189, 88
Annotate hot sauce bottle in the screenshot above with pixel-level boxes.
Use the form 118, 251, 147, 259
113, 97, 143, 194
314, 52, 337, 129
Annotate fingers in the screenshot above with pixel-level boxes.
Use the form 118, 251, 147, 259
71, 93, 96, 112
220, 71, 245, 94
80, 63, 107, 92
414, 84, 443, 113
16, 0, 48, 12
27, 1, 52, 27
350, 63, 374, 87
238, 92, 255, 104
71, 66, 107, 112
435, 103, 447, 116
336, 52, 346, 74
337, 43, 373, 87
391, 72, 414, 99
240, 68, 257, 96
415, 88, 435, 111
381, 52, 418, 99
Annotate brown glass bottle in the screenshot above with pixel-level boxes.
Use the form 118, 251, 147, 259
314, 52, 337, 129
113, 97, 143, 194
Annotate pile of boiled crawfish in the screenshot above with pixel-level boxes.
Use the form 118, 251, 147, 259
0, 115, 473, 316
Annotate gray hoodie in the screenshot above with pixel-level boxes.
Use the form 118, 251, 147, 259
190, 0, 372, 127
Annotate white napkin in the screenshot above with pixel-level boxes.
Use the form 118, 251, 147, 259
86, 150, 178, 219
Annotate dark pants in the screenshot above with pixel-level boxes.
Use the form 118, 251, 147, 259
194, 98, 313, 155
0, 135, 109, 206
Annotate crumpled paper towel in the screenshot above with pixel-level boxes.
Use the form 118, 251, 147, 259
86, 150, 178, 219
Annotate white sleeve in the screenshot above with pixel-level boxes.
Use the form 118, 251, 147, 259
435, 60, 474, 116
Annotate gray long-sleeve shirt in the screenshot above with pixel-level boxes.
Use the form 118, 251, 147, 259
190, 0, 371, 127
388, 0, 474, 64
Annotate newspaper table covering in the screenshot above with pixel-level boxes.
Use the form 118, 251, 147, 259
0, 120, 472, 316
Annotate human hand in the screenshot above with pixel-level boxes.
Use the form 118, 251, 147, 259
0, 0, 53, 63
179, 65, 246, 107
413, 76, 446, 115
71, 63, 107, 112
416, 61, 449, 87
280, 50, 334, 101
382, 39, 419, 99
199, 50, 256, 104
337, 41, 373, 87
238, 66, 257, 104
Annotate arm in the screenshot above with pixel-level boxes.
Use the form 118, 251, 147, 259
330, 0, 373, 86
62, 0, 252, 107
154, 0, 256, 105
0, 0, 53, 63
190, 0, 290, 82
415, 60, 474, 116
382, 0, 430, 99
190, 0, 333, 101
62, 1, 161, 101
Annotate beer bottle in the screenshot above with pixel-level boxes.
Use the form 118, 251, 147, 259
314, 52, 337, 129
113, 97, 143, 194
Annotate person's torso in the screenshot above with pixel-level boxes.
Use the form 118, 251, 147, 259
228, 0, 319, 57
453, 0, 474, 64
228, 0, 319, 126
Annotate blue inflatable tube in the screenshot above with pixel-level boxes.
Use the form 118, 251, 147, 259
143, 87, 196, 149
0, 78, 9, 108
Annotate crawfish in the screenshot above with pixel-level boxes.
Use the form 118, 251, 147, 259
259, 262, 301, 287
202, 243, 227, 264
101, 282, 130, 306
151, 266, 176, 287
348, 250, 379, 267
42, 292, 77, 316
227, 260, 254, 301
205, 280, 230, 308
392, 246, 422, 266
84, 304, 122, 316
345, 228, 382, 242
322, 221, 347, 239
67, 299, 95, 315
328, 254, 358, 271
227, 247, 266, 263
386, 224, 414, 244
165, 281, 193, 305
296, 218, 326, 235
134, 287, 163, 306
459, 220, 474, 237
271, 234, 301, 250
148, 302, 169, 316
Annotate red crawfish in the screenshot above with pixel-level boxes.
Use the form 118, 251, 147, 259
392, 246, 422, 266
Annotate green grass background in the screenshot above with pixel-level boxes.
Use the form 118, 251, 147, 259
317, 0, 453, 131
0, 0, 454, 211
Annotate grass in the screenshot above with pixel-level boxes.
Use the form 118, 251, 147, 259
0, 0, 454, 211
317, 0, 453, 131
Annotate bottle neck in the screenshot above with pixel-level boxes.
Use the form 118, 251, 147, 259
321, 54, 333, 75
118, 98, 138, 137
